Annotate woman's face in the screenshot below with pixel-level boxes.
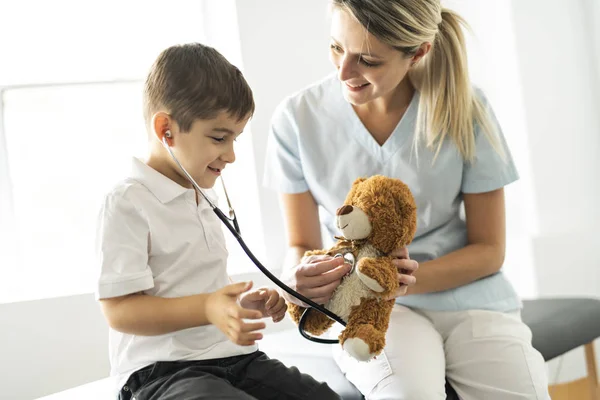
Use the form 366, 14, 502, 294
329, 7, 412, 106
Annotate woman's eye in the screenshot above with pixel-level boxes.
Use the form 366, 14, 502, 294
211, 137, 226, 143
330, 44, 343, 53
359, 58, 380, 67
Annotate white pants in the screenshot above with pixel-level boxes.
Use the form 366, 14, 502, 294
332, 305, 550, 400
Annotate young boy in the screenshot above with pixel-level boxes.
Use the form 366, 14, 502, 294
95, 43, 340, 400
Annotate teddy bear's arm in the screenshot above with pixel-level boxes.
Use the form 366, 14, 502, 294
356, 257, 399, 297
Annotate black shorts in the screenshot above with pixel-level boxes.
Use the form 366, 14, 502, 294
118, 350, 341, 400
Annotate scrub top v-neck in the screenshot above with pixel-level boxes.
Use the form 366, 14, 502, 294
343, 88, 418, 165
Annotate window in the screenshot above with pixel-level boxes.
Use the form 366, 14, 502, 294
0, 0, 264, 303
0, 83, 146, 303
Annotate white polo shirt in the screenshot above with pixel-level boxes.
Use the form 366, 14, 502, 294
95, 158, 256, 393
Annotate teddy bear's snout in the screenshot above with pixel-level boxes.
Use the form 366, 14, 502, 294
337, 205, 354, 216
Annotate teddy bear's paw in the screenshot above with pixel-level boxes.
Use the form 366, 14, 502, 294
343, 337, 373, 362
356, 269, 385, 293
342, 324, 386, 362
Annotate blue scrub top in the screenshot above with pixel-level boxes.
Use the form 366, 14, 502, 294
264, 73, 521, 312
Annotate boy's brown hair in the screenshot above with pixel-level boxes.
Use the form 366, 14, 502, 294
143, 43, 255, 132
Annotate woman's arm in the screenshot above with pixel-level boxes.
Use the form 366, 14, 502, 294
279, 192, 351, 305
407, 188, 506, 295
281, 191, 323, 265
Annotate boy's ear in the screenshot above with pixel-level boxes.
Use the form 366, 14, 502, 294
152, 112, 173, 145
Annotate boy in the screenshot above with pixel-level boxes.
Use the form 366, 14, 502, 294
95, 43, 340, 400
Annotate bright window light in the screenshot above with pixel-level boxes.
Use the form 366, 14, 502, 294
0, 0, 264, 303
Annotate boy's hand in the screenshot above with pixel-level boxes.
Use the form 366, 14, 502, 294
206, 281, 265, 346
240, 287, 287, 323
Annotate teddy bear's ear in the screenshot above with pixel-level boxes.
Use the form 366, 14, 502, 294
344, 177, 367, 204
352, 177, 367, 186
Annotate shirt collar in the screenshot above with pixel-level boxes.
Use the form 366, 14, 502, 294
129, 157, 192, 204
130, 158, 220, 206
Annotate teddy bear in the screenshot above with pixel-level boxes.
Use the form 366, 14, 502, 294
287, 175, 417, 361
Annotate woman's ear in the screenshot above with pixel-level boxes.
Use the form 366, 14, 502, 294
411, 42, 432, 66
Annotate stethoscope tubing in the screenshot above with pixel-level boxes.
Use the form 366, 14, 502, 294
163, 138, 345, 343
213, 206, 347, 338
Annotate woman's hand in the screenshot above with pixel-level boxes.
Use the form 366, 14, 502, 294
280, 255, 352, 306
386, 246, 418, 299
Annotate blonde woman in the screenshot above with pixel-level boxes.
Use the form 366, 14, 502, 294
264, 1, 550, 399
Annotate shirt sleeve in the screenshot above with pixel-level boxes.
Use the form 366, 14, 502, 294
461, 90, 520, 193
263, 99, 309, 193
95, 189, 154, 299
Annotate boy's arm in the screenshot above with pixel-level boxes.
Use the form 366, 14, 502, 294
100, 281, 265, 345
100, 292, 211, 336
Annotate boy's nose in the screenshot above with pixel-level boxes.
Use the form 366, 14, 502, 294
222, 146, 236, 163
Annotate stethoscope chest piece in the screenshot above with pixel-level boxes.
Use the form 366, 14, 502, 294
334, 252, 356, 276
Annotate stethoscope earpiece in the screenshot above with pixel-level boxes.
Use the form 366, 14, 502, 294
162, 132, 173, 149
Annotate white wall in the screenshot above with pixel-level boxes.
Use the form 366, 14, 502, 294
235, 0, 333, 269
443, 0, 540, 298
0, 295, 109, 399
511, 0, 600, 384
512, 0, 600, 294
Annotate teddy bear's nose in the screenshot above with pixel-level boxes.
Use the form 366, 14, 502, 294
337, 205, 354, 216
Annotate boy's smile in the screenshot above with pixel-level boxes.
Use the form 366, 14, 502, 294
207, 166, 223, 176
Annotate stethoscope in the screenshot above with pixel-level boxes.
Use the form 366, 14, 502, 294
162, 134, 347, 344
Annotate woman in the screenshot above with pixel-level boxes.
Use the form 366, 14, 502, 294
264, 1, 549, 399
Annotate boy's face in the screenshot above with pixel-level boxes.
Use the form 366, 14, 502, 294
165, 111, 250, 189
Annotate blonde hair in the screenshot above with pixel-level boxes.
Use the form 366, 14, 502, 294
332, 0, 503, 162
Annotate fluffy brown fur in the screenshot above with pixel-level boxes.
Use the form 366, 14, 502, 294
287, 175, 417, 361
